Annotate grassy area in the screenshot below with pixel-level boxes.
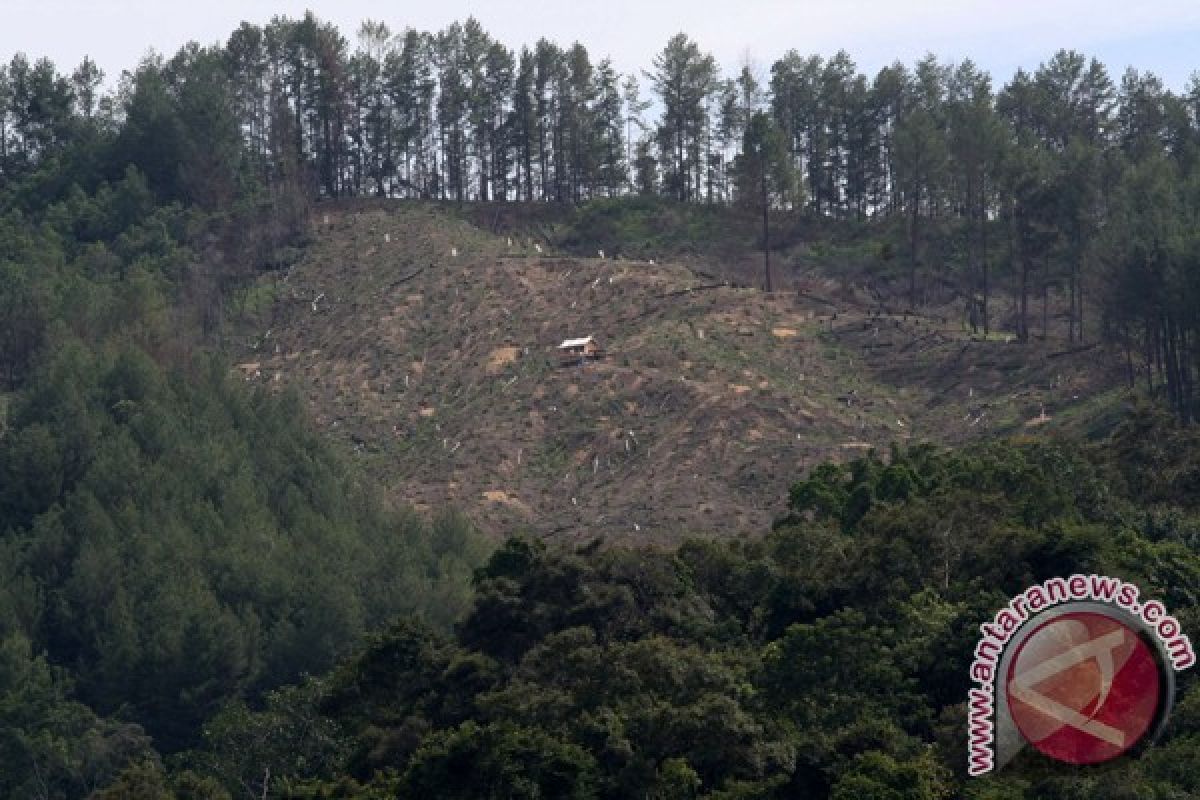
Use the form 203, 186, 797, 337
559, 196, 755, 258
1045, 385, 1134, 440
232, 280, 279, 321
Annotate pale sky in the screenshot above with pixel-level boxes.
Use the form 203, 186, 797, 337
4, 0, 1200, 91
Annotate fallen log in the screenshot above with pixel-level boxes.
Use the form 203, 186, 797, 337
384, 265, 427, 292
652, 282, 731, 299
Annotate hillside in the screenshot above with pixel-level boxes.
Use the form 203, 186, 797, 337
236, 202, 1126, 543
9, 18, 1200, 799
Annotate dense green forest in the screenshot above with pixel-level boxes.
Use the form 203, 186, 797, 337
1, 10, 1199, 800
82, 413, 1200, 799
0, 168, 494, 792
0, 19, 494, 796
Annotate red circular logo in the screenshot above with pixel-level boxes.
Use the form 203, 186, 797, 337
1006, 611, 1163, 765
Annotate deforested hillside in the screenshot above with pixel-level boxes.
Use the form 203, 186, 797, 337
236, 202, 1125, 543
8, 7, 1200, 798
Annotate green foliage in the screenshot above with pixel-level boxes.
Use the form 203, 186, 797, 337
559, 195, 754, 261
90, 761, 231, 800
0, 345, 491, 750
91, 761, 175, 800
7, 23, 1200, 800
0, 140, 492, 769
830, 749, 952, 800
188, 679, 349, 798
159, 422, 1200, 800
0, 632, 155, 799
733, 112, 799, 211
401, 721, 599, 799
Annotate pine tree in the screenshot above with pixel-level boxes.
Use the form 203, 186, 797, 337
593, 58, 625, 196
647, 34, 718, 202
735, 111, 796, 291
512, 47, 538, 200
352, 20, 394, 197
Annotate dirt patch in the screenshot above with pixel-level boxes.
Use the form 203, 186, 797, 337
487, 346, 521, 374
483, 490, 532, 515
772, 327, 799, 339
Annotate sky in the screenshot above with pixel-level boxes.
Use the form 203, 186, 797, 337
4, 0, 1200, 92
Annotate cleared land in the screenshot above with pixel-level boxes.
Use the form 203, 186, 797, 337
237, 203, 1124, 543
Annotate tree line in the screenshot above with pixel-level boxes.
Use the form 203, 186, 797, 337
3, 16, 1200, 422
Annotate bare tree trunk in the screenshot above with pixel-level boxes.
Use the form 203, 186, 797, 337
1068, 269, 1077, 343
1019, 250, 1029, 342
1078, 277, 1084, 343
909, 193, 920, 308
762, 149, 772, 293
1146, 319, 1155, 395
1179, 326, 1194, 424
1165, 315, 1183, 420
1153, 321, 1164, 392
981, 195, 990, 335
1124, 324, 1135, 388
1041, 277, 1049, 340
